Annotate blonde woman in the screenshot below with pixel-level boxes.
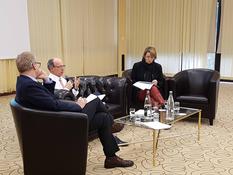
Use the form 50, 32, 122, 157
131, 46, 165, 107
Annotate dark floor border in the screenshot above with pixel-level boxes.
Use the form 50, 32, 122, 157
0, 91, 15, 96
220, 79, 233, 83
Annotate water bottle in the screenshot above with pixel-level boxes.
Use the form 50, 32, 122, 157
144, 90, 152, 121
167, 91, 175, 120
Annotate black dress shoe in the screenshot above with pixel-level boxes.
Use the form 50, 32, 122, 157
114, 136, 128, 147
104, 155, 134, 168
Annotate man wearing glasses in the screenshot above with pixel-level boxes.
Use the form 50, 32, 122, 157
47, 57, 127, 146
15, 51, 134, 169
47, 58, 79, 97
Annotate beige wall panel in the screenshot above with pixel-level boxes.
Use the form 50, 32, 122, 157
125, 0, 215, 73
0, 59, 18, 93
27, 0, 63, 71
83, 0, 117, 75
118, 0, 126, 76
220, 0, 233, 78
182, 0, 215, 69
125, 0, 183, 73
60, 0, 84, 76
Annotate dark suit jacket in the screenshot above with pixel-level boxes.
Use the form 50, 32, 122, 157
15, 75, 82, 112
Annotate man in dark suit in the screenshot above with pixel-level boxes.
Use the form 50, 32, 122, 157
15, 51, 134, 169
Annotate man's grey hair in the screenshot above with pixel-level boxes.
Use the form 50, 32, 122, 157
16, 51, 35, 73
47, 58, 55, 70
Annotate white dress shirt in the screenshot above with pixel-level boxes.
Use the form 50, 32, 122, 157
48, 73, 79, 96
48, 73, 68, 90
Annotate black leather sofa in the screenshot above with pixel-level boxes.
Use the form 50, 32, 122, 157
79, 76, 128, 140
78, 76, 128, 118
56, 75, 128, 119
168, 68, 220, 125
59, 75, 128, 140
10, 99, 88, 175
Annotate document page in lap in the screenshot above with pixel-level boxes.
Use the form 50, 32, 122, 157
86, 94, 106, 103
133, 81, 153, 90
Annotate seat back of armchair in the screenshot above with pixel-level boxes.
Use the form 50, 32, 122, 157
173, 69, 215, 96
10, 99, 88, 175
173, 68, 218, 97
188, 69, 214, 96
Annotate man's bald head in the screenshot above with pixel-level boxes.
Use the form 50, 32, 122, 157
47, 58, 65, 77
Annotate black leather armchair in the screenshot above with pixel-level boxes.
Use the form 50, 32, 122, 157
169, 68, 220, 125
122, 69, 168, 111
10, 99, 88, 175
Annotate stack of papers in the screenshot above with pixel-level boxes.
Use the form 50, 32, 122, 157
133, 81, 153, 90
134, 109, 171, 130
137, 121, 171, 130
135, 109, 153, 116
135, 109, 144, 116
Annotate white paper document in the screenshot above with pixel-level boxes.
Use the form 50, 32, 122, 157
97, 94, 106, 100
86, 94, 106, 103
135, 109, 154, 116
133, 81, 153, 90
137, 121, 171, 130
135, 109, 144, 116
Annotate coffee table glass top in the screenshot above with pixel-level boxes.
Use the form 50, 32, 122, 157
115, 107, 201, 128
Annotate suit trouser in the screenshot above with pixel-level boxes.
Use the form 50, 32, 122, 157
82, 98, 119, 157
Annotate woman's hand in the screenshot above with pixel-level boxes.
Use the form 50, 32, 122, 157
76, 97, 87, 108
152, 79, 158, 86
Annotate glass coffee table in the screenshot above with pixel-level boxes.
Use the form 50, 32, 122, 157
114, 107, 202, 166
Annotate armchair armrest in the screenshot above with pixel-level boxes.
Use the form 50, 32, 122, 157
169, 71, 189, 99
208, 71, 220, 115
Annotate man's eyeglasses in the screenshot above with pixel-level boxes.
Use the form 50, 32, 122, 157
54, 65, 66, 68
32, 61, 41, 68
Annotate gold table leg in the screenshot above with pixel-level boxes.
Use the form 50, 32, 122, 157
153, 130, 160, 166
198, 111, 201, 141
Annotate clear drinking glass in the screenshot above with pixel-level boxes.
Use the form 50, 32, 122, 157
152, 106, 159, 121
129, 108, 136, 120
174, 101, 180, 115
164, 100, 168, 109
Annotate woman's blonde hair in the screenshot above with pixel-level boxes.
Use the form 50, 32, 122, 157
143, 46, 157, 59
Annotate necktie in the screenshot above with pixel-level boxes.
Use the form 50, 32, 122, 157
59, 77, 65, 88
